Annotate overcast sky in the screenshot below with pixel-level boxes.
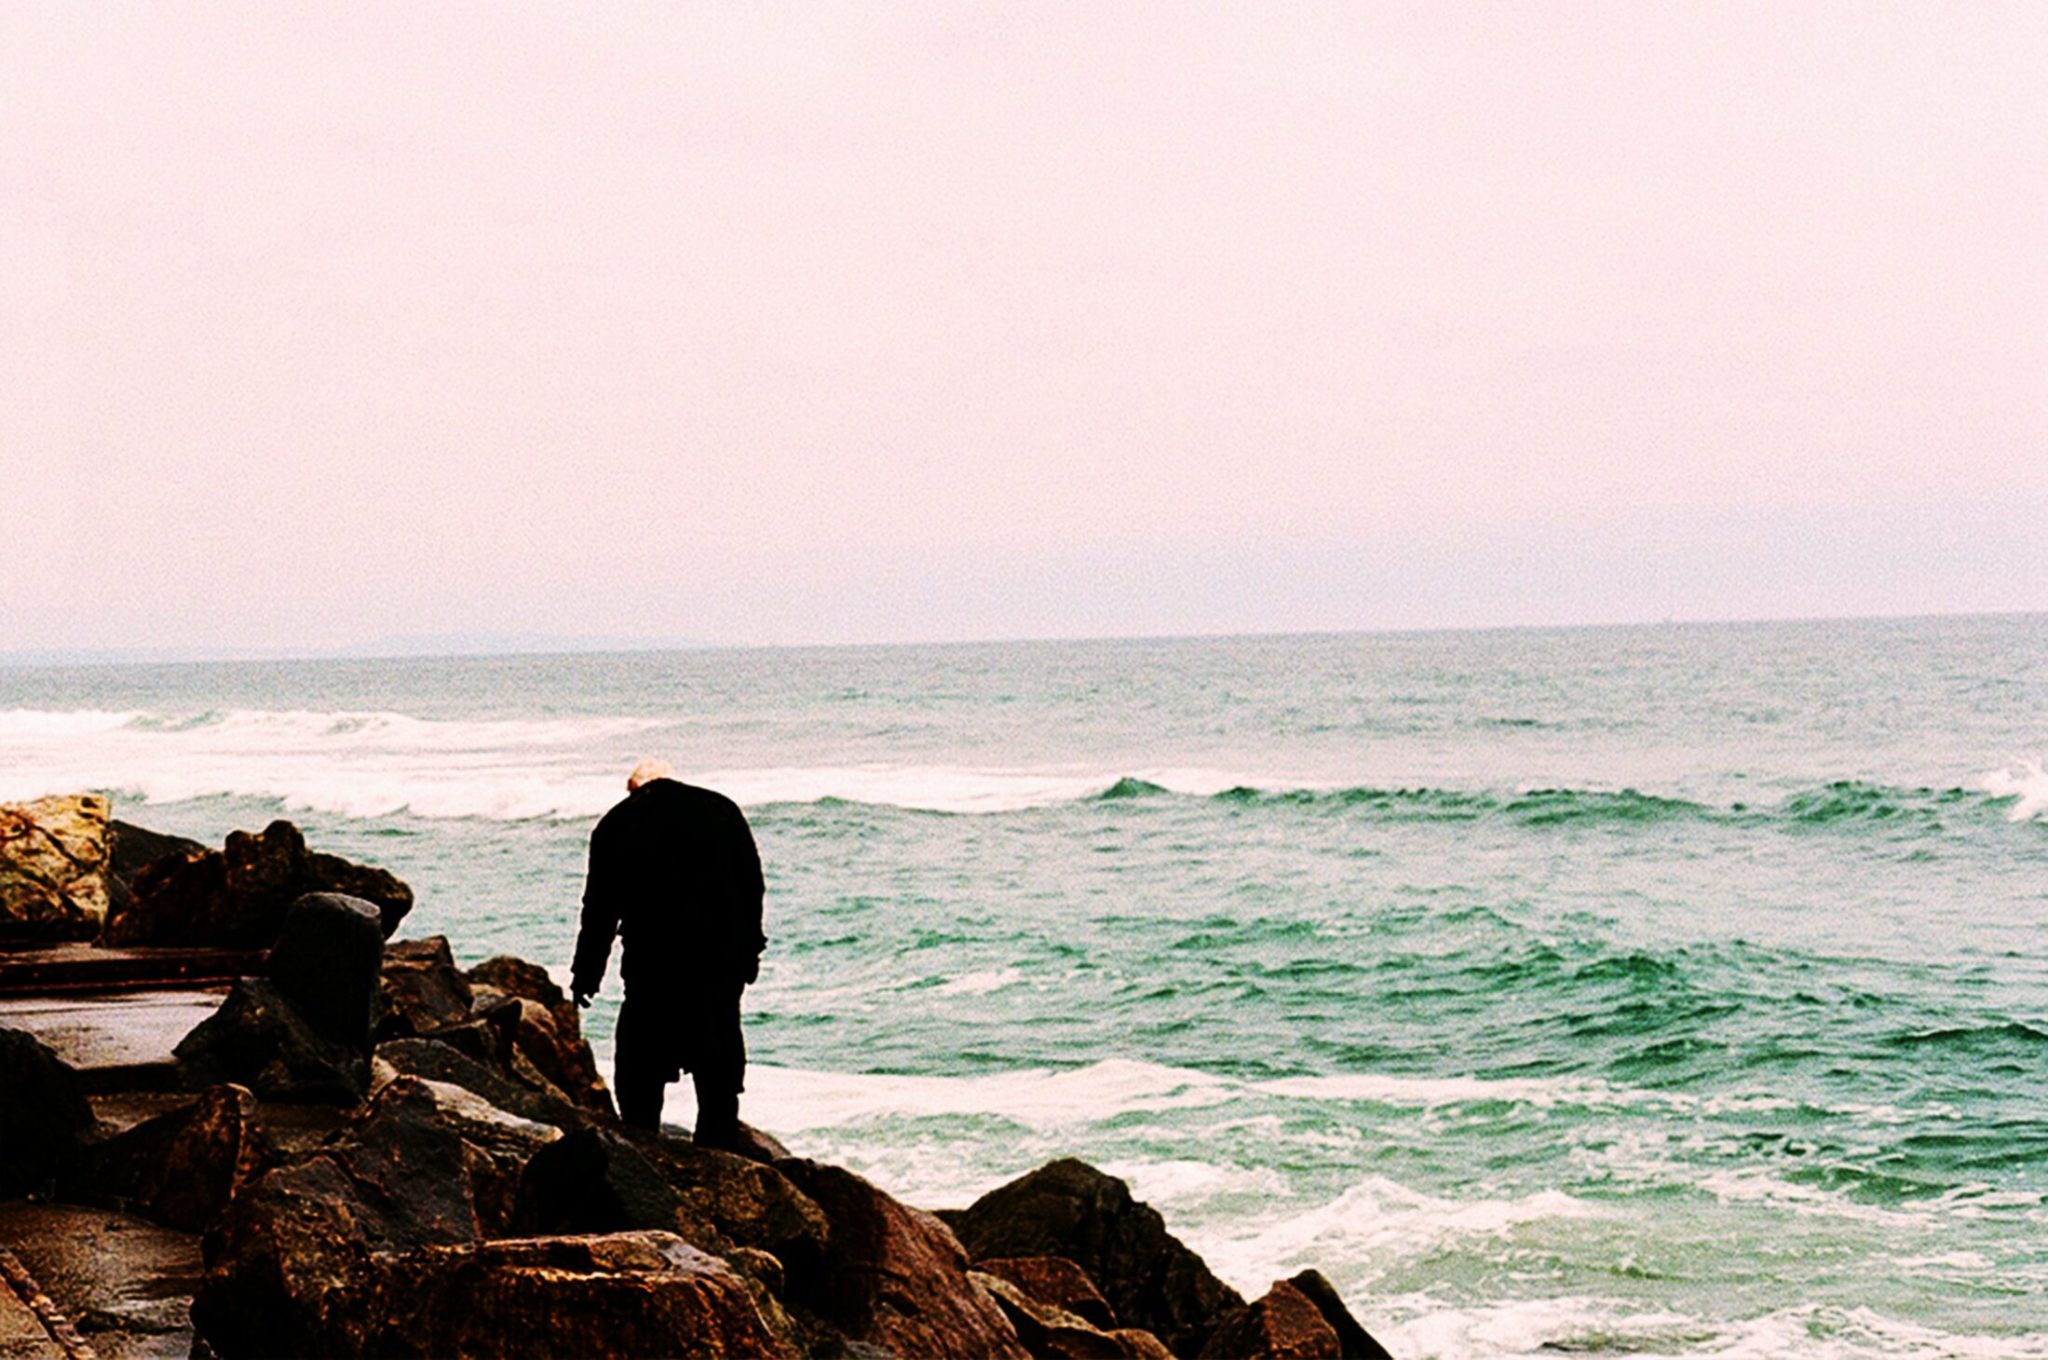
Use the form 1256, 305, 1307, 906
3, 3, 2042, 654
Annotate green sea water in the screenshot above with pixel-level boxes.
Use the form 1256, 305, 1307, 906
4, 615, 2045, 1356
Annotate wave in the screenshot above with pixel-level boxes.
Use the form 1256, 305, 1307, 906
1981, 759, 2048, 822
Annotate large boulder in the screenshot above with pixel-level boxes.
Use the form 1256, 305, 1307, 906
175, 895, 386, 1103
0, 792, 111, 944
778, 1157, 1029, 1360
980, 1255, 1119, 1330
514, 1125, 830, 1290
1198, 1279, 1341, 1360
377, 936, 476, 1040
105, 818, 205, 920
0, 1026, 95, 1195
268, 893, 385, 1048
1285, 1271, 1395, 1360
175, 977, 371, 1103
973, 1270, 1160, 1360
376, 1035, 588, 1129
468, 954, 612, 1116
367, 1071, 561, 1237
79, 1083, 274, 1232
201, 1230, 797, 1360
106, 819, 412, 947
948, 1158, 1245, 1357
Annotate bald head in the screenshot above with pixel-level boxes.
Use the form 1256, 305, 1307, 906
626, 757, 676, 792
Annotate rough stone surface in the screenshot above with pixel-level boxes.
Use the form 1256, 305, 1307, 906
267, 894, 384, 1049
370, 1072, 561, 1237
973, 1270, 1145, 1360
778, 1157, 1028, 1360
1285, 1270, 1395, 1360
174, 977, 369, 1104
1198, 1279, 1341, 1360
0, 1025, 95, 1196
376, 936, 475, 1041
202, 1231, 796, 1360
949, 1158, 1245, 1358
106, 820, 412, 948
105, 820, 205, 924
376, 1035, 588, 1129
980, 1255, 1118, 1330
627, 1129, 830, 1287
0, 793, 111, 945
80, 1083, 272, 1233
514, 1125, 688, 1238
467, 954, 612, 1116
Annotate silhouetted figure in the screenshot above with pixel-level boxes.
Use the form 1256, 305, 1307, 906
572, 758, 765, 1146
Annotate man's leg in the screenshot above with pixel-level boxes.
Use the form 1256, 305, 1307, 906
614, 994, 669, 1130
688, 983, 747, 1149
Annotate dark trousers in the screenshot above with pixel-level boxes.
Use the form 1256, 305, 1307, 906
614, 982, 745, 1148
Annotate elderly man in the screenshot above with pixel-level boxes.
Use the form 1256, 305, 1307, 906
572, 758, 766, 1145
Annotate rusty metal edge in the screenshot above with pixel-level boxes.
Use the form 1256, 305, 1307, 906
0, 1242, 99, 1360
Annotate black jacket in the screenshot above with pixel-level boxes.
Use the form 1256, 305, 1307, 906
571, 778, 766, 996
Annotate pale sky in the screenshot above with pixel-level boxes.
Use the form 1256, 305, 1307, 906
4, 3, 2043, 654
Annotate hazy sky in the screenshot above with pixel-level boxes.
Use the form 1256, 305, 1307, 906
4, 4, 2042, 654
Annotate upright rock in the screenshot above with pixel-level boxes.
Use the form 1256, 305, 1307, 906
175, 894, 386, 1103
107, 819, 412, 947
1285, 1270, 1395, 1360
0, 792, 111, 944
949, 1158, 1245, 1358
779, 1158, 1029, 1360
1198, 1279, 1341, 1360
0, 1027, 95, 1195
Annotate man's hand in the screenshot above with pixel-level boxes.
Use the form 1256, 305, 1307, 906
573, 988, 594, 1010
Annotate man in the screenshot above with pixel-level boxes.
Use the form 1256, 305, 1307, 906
572, 758, 766, 1146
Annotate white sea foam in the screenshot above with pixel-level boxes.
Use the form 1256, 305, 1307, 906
1981, 758, 2048, 821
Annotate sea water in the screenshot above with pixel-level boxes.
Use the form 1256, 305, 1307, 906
3, 616, 2044, 1358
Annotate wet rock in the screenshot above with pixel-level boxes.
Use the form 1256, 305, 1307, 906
980, 1255, 1118, 1330
0, 792, 111, 945
468, 954, 612, 1116
104, 819, 205, 921
176, 979, 369, 1105
732, 1120, 794, 1164
80, 1083, 273, 1233
107, 819, 412, 947
267, 893, 384, 1049
376, 935, 475, 1041
974, 1270, 1144, 1360
778, 1157, 1029, 1360
376, 1035, 588, 1129
371, 1073, 561, 1237
949, 1158, 1245, 1358
514, 1125, 687, 1238
321, 1077, 483, 1249
1198, 1279, 1340, 1360
1285, 1270, 1395, 1360
0, 1026, 95, 1195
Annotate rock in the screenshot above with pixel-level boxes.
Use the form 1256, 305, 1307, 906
0, 1026, 95, 1195
1284, 1271, 1395, 1360
106, 819, 413, 947
778, 1157, 1029, 1360
105, 818, 206, 921
0, 792, 111, 945
267, 894, 384, 1049
378, 1074, 561, 1237
974, 1270, 1144, 1360
80, 1083, 273, 1232
175, 977, 371, 1104
375, 1035, 588, 1128
376, 935, 475, 1041
732, 1120, 794, 1164
467, 954, 612, 1116
515, 1125, 830, 1290
201, 1230, 799, 1360
1197, 1279, 1340, 1360
949, 1158, 1245, 1358
980, 1255, 1118, 1330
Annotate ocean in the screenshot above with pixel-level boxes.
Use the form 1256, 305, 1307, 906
3, 615, 2044, 1358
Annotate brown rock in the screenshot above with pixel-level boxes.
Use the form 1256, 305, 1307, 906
105, 818, 204, 922
1198, 1280, 1340, 1360
1285, 1270, 1395, 1360
376, 935, 476, 1041
950, 1158, 1245, 1357
80, 1083, 273, 1233
0, 792, 111, 945
778, 1157, 1029, 1360
376, 1035, 588, 1129
974, 1270, 1139, 1359
108, 819, 412, 947
981, 1254, 1118, 1329
467, 954, 612, 1116
356, 1233, 799, 1360
176, 977, 371, 1104
0, 1026, 95, 1196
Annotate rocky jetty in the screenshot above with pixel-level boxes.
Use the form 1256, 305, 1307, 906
0, 800, 1397, 1358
